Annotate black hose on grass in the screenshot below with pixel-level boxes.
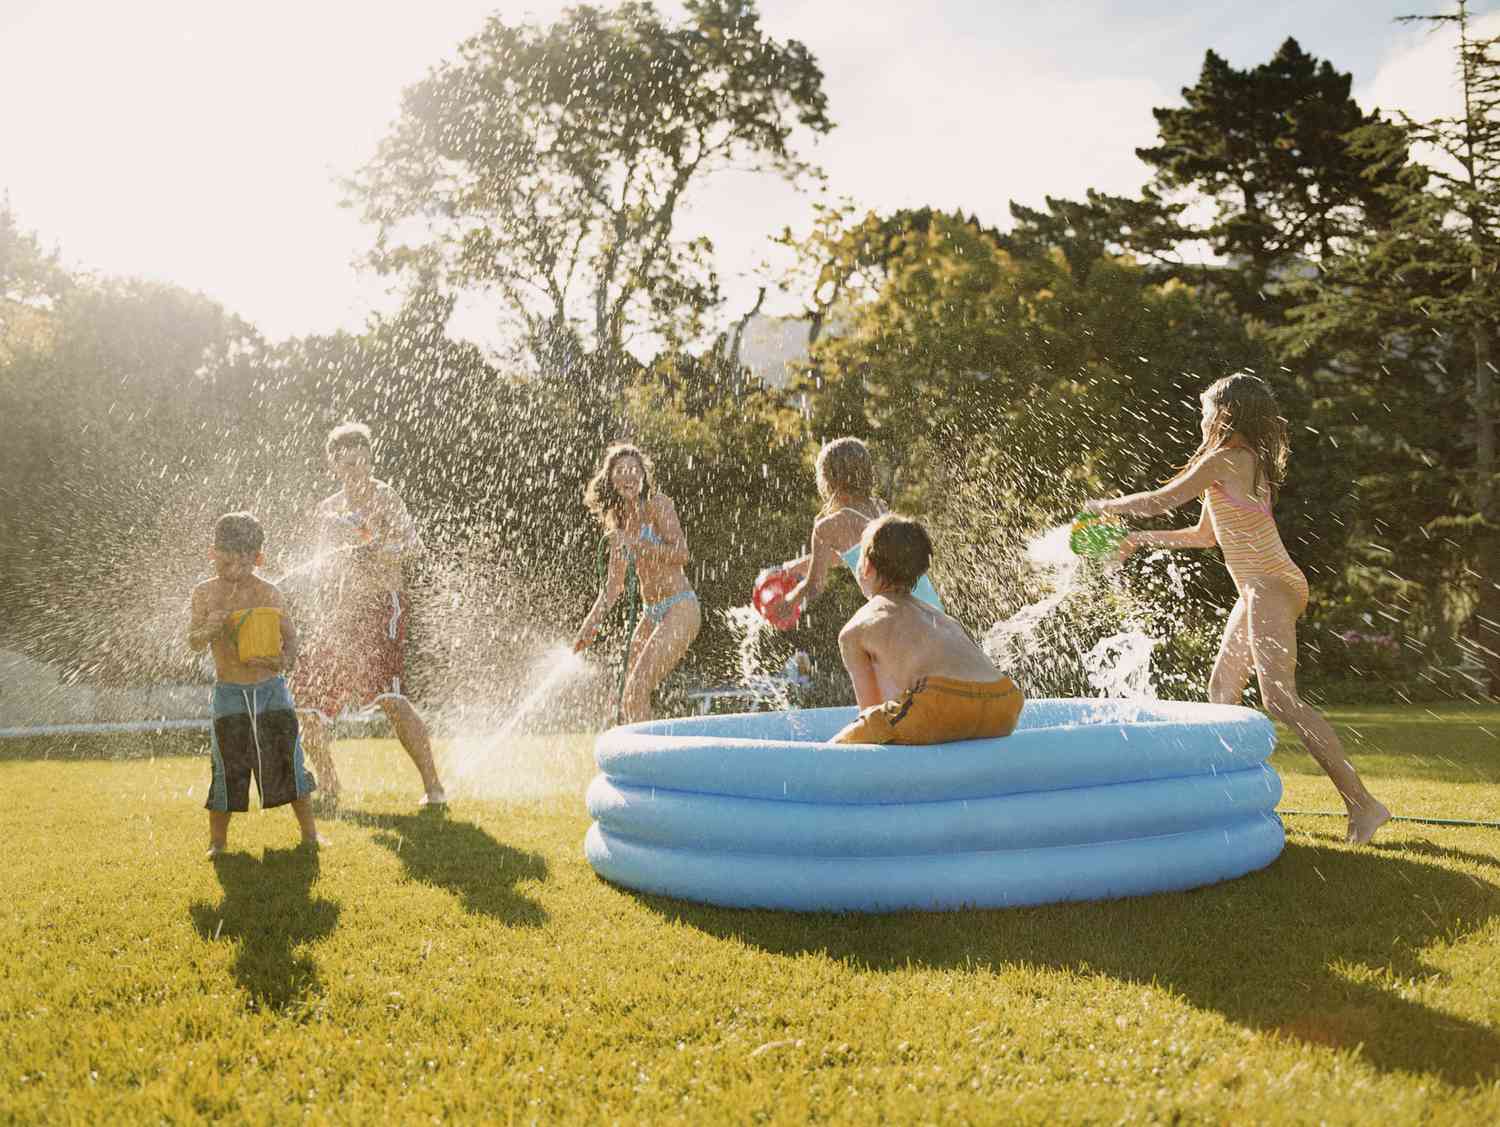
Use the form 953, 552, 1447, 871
1279, 810, 1500, 829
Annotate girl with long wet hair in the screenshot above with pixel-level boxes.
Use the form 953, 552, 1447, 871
773, 437, 943, 620
1085, 373, 1390, 844
574, 443, 700, 723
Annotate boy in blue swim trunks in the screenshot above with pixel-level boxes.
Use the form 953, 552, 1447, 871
188, 512, 322, 856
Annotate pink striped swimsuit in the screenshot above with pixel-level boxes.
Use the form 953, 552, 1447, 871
1204, 483, 1309, 610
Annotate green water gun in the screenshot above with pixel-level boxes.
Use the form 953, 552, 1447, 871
1069, 512, 1130, 559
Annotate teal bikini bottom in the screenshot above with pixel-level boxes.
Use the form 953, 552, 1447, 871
643, 589, 698, 625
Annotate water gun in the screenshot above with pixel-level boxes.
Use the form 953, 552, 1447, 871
1069, 512, 1130, 559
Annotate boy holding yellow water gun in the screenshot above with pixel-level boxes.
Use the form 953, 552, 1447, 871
187, 512, 322, 856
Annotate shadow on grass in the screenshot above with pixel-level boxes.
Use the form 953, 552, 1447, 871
344, 807, 549, 926
0, 730, 206, 761
637, 842, 1500, 1086
189, 846, 339, 1012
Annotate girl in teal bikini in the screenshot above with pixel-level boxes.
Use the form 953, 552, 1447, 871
574, 444, 701, 723
773, 437, 943, 621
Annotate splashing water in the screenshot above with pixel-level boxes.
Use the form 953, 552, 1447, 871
972, 522, 1169, 706
981, 523, 1084, 658
274, 547, 349, 591
721, 605, 794, 712
445, 643, 592, 798
1084, 630, 1158, 701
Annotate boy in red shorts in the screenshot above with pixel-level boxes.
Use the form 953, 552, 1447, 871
291, 422, 446, 807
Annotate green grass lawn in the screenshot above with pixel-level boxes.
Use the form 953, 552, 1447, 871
3, 706, 1499, 1123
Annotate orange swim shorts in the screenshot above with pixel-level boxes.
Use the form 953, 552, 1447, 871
831, 674, 1024, 745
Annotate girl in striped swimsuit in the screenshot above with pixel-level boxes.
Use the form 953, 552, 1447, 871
1085, 373, 1390, 845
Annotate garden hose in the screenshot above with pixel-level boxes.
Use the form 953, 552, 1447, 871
597, 534, 640, 726
1279, 810, 1500, 829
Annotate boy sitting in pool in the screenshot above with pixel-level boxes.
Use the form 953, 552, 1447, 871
831, 514, 1024, 745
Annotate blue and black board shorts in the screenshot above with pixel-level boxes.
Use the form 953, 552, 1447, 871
206, 676, 316, 812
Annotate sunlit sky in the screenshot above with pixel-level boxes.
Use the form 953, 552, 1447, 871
2, 1, 1495, 346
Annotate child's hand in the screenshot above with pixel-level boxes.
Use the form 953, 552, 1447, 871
1113, 534, 1141, 563
573, 632, 595, 653
245, 653, 285, 673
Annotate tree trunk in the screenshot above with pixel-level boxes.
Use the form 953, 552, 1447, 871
1475, 324, 1495, 519
1470, 325, 1499, 696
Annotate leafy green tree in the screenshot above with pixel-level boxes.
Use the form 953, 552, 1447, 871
1138, 37, 1409, 320
1001, 191, 1189, 285
347, 0, 830, 373
1282, 1, 1500, 692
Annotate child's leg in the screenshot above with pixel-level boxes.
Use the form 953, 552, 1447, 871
617, 616, 659, 723
299, 710, 340, 799
208, 811, 230, 852
377, 696, 444, 800
1246, 581, 1389, 844
289, 797, 324, 845
622, 598, 702, 723
1208, 597, 1255, 705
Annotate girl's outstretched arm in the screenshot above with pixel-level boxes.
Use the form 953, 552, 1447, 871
784, 520, 837, 609
574, 538, 628, 651
1121, 503, 1217, 556
1087, 449, 1237, 519
779, 552, 812, 580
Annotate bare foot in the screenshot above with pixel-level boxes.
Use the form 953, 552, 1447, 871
419, 788, 448, 808
1346, 800, 1391, 845
300, 833, 331, 849
206, 844, 226, 859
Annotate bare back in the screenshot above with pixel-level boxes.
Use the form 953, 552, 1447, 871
838, 593, 999, 706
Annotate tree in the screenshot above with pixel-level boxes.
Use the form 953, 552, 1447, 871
1282, 2, 1500, 693
347, 0, 830, 373
1001, 191, 1189, 286
789, 208, 1261, 536
1138, 38, 1408, 320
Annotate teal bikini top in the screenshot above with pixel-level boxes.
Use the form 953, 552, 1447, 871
621, 523, 665, 564
840, 544, 944, 611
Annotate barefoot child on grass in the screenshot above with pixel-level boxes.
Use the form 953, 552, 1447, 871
831, 514, 1023, 745
772, 437, 943, 622
1083, 372, 1390, 845
188, 512, 322, 856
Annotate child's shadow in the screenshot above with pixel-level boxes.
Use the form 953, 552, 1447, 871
347, 808, 549, 926
189, 846, 339, 1012
636, 842, 1500, 1087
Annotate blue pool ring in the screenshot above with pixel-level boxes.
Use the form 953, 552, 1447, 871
583, 699, 1285, 913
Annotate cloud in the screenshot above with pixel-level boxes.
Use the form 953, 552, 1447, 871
679, 2, 1171, 320
1358, 8, 1500, 123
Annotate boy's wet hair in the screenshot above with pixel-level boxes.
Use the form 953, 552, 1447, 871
862, 513, 931, 593
815, 436, 876, 502
326, 421, 373, 459
214, 511, 264, 556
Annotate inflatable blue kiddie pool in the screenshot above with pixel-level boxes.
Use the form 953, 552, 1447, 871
584, 699, 1284, 912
